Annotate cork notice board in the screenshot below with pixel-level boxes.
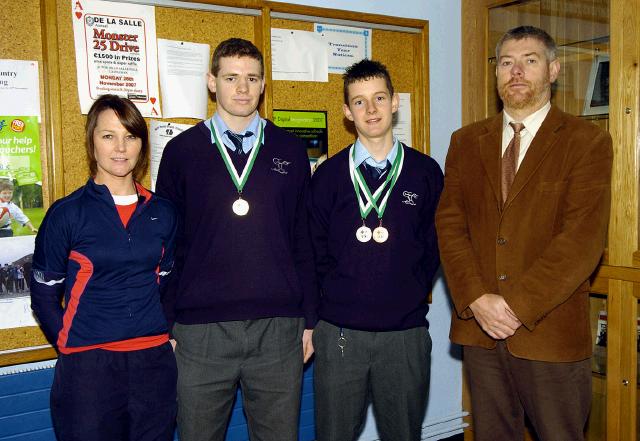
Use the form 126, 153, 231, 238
0, 0, 428, 366
271, 18, 424, 156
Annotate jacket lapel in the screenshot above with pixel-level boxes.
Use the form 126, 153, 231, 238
478, 113, 503, 206
504, 106, 564, 208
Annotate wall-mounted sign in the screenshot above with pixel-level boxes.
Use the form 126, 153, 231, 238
273, 110, 328, 159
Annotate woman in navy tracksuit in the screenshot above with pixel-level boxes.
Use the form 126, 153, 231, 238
30, 95, 178, 441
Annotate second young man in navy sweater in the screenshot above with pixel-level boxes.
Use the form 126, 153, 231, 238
308, 59, 443, 441
156, 38, 318, 441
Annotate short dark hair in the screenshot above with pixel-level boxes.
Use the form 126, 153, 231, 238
85, 94, 149, 182
343, 59, 394, 105
496, 26, 557, 61
211, 38, 264, 77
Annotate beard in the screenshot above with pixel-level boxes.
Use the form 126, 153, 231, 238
498, 70, 551, 110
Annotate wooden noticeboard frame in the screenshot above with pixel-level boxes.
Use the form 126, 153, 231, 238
0, 0, 429, 367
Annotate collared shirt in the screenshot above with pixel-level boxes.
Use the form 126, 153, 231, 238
0, 200, 30, 228
353, 137, 399, 170
502, 101, 551, 170
206, 112, 265, 154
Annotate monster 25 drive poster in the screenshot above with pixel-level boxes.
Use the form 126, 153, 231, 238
71, 0, 161, 117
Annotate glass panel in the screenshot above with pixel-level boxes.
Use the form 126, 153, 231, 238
487, 0, 610, 119
555, 37, 609, 120
589, 293, 607, 441
488, 1, 542, 116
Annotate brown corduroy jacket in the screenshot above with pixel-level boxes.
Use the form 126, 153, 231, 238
436, 105, 612, 362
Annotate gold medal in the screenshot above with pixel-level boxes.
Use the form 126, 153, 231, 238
372, 226, 389, 243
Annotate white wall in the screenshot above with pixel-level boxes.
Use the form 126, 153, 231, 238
272, 0, 430, 20
271, 0, 464, 439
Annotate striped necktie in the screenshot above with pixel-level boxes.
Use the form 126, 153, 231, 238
364, 160, 390, 181
225, 130, 253, 157
501, 122, 524, 204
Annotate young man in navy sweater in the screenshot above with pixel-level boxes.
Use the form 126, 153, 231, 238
308, 59, 443, 441
156, 38, 318, 441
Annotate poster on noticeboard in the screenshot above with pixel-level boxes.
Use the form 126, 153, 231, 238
0, 116, 43, 329
0, 59, 44, 329
71, 0, 161, 117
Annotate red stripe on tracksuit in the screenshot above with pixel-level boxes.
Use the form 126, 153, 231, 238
135, 182, 153, 204
56, 251, 93, 350
156, 246, 165, 284
61, 333, 169, 353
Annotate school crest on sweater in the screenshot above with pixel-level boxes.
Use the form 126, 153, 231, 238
271, 157, 291, 174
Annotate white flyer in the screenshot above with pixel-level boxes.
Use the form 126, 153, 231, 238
392, 93, 412, 147
0, 60, 41, 118
271, 28, 328, 82
149, 120, 192, 191
157, 39, 209, 119
314, 24, 372, 74
71, 0, 161, 117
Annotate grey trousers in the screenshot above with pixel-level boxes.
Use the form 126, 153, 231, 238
173, 317, 304, 441
313, 320, 431, 441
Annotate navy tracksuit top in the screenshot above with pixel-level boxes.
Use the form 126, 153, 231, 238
30, 179, 177, 352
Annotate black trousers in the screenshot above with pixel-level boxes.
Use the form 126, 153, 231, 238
464, 341, 591, 441
313, 321, 431, 441
51, 342, 177, 441
174, 318, 304, 441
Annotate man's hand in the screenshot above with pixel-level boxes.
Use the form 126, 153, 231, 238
302, 329, 314, 363
469, 294, 521, 339
170, 338, 177, 351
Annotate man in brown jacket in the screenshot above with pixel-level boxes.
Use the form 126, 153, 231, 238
436, 26, 612, 441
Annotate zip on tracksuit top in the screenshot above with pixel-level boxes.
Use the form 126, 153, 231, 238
30, 179, 178, 354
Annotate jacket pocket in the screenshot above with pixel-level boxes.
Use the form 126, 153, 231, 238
538, 180, 568, 193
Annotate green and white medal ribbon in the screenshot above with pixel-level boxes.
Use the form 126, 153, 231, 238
209, 119, 264, 216
348, 141, 404, 243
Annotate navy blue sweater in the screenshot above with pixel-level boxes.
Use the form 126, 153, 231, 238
156, 120, 318, 329
30, 180, 177, 351
308, 144, 443, 331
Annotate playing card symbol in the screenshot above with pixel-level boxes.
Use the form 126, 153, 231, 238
150, 97, 157, 104
74, 0, 83, 19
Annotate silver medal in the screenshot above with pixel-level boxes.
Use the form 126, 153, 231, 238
372, 226, 389, 243
356, 225, 372, 242
232, 198, 250, 216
